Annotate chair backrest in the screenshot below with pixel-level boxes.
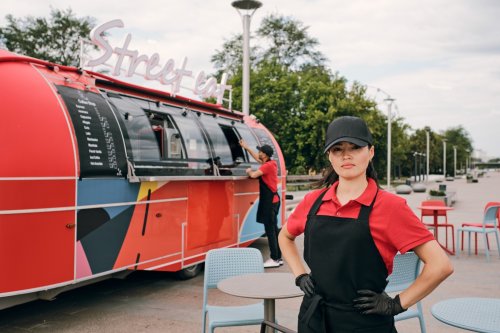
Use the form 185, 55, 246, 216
204, 247, 264, 290
484, 202, 500, 221
386, 252, 420, 293
483, 204, 500, 229
421, 200, 447, 217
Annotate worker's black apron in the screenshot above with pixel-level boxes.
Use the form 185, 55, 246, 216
257, 177, 279, 225
298, 189, 396, 333
257, 176, 281, 260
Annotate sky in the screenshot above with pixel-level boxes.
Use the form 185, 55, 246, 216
2, 0, 500, 159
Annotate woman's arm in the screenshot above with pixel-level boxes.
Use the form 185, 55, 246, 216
398, 240, 454, 309
278, 225, 308, 277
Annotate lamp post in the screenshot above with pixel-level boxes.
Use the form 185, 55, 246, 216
417, 153, 421, 182
442, 139, 447, 178
421, 153, 426, 181
465, 149, 470, 174
364, 85, 394, 189
231, 0, 262, 116
425, 130, 430, 182
453, 146, 457, 178
384, 97, 395, 189
413, 152, 418, 182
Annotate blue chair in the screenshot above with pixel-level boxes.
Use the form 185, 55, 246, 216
456, 204, 500, 261
386, 252, 426, 333
202, 248, 264, 333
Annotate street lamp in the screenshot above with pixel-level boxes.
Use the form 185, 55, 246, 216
421, 153, 426, 181
425, 130, 430, 182
453, 146, 457, 178
465, 149, 470, 174
231, 0, 262, 116
385, 97, 395, 189
413, 152, 418, 182
442, 138, 447, 178
364, 85, 394, 190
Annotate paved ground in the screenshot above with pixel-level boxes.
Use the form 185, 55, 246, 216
0, 171, 499, 332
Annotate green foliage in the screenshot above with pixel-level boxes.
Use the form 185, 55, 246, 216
442, 126, 473, 175
210, 14, 389, 175
256, 14, 326, 70
429, 189, 446, 196
0, 8, 96, 66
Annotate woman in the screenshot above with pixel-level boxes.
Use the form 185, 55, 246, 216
279, 116, 453, 332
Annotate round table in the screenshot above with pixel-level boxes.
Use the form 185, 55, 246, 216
417, 205, 455, 254
432, 297, 500, 332
218, 272, 303, 332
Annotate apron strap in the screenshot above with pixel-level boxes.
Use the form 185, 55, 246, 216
307, 188, 329, 218
357, 188, 379, 223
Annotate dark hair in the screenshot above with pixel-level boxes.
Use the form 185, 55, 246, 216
314, 145, 380, 189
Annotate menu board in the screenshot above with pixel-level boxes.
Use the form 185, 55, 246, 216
57, 85, 127, 178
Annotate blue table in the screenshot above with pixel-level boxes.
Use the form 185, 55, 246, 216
432, 298, 500, 332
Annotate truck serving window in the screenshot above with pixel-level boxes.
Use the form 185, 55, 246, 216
233, 123, 261, 166
107, 94, 161, 162
219, 124, 245, 164
148, 112, 184, 160
166, 108, 210, 162
198, 113, 233, 166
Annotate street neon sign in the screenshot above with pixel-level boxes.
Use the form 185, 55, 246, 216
86, 19, 230, 104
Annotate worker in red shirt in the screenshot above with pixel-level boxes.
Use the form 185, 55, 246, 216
279, 116, 453, 332
240, 140, 282, 268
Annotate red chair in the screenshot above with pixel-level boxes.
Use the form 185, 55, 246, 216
461, 202, 500, 255
421, 200, 454, 253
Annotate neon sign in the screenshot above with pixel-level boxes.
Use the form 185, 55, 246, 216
86, 19, 230, 104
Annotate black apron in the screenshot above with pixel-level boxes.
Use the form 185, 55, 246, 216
257, 176, 279, 225
298, 188, 396, 333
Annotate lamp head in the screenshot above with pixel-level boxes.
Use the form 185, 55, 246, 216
231, 0, 262, 10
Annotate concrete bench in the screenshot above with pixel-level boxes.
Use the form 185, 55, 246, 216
395, 184, 412, 195
445, 190, 457, 206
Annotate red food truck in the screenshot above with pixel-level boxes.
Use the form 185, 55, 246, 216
0, 49, 286, 309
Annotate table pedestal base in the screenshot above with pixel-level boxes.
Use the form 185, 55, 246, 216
264, 299, 276, 333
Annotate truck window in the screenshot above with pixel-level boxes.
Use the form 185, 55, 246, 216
197, 114, 233, 166
167, 109, 210, 162
107, 95, 161, 161
149, 113, 184, 160
234, 123, 261, 166
219, 124, 245, 164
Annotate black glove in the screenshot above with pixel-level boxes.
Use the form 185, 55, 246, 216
353, 290, 407, 316
295, 273, 315, 297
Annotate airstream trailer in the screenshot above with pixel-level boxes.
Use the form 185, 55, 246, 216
0, 50, 286, 309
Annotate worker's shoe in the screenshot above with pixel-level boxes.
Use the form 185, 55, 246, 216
263, 258, 281, 268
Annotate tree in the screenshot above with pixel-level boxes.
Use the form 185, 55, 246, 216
256, 14, 326, 70
211, 14, 389, 174
442, 126, 473, 175
0, 8, 96, 66
210, 13, 478, 177
211, 14, 326, 76
211, 34, 256, 78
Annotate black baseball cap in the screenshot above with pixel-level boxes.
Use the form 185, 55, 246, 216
257, 144, 274, 157
323, 116, 373, 153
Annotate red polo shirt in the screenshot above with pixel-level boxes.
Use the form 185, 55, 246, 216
259, 160, 279, 203
285, 178, 434, 274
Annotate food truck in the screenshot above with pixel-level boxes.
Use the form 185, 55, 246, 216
0, 49, 286, 309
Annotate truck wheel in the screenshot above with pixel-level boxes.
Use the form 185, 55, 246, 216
175, 264, 203, 280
